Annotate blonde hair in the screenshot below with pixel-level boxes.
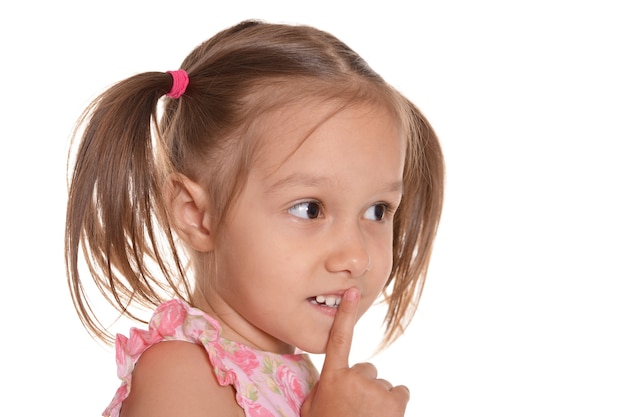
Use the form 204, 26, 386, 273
65, 20, 444, 349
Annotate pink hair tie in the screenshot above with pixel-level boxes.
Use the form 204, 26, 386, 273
166, 69, 189, 98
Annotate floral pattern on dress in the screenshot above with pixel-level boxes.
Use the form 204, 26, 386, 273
103, 299, 319, 417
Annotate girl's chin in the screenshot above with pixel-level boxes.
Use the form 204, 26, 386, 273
291, 335, 330, 355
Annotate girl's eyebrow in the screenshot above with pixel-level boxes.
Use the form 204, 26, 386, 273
267, 173, 330, 193
378, 180, 404, 196
267, 173, 403, 194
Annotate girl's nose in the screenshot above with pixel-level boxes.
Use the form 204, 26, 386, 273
325, 221, 371, 277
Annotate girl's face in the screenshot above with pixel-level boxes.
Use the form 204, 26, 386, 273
207, 102, 405, 354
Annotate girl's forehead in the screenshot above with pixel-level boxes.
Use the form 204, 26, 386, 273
250, 101, 405, 180
253, 99, 402, 152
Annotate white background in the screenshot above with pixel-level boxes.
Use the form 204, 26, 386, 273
1, 1, 625, 416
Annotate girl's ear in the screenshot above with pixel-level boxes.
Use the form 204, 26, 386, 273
165, 174, 214, 252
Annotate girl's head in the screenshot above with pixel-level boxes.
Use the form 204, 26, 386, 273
66, 20, 444, 351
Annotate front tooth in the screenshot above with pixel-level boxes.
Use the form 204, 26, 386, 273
316, 295, 326, 304
324, 296, 336, 306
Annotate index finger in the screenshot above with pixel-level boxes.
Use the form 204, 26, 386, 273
321, 287, 360, 372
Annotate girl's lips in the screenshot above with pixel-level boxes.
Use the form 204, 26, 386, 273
308, 298, 341, 317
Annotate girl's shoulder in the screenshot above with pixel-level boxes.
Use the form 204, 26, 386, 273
118, 340, 244, 417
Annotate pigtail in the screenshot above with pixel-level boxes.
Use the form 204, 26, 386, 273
65, 72, 189, 344
381, 98, 445, 349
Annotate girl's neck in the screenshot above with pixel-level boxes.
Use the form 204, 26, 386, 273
190, 289, 296, 355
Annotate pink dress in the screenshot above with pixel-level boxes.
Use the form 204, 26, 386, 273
103, 299, 319, 417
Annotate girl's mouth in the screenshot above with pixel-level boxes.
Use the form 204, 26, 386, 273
309, 295, 342, 308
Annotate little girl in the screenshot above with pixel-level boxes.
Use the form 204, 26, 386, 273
66, 20, 444, 417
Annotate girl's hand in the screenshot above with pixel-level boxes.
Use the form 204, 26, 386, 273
301, 288, 410, 417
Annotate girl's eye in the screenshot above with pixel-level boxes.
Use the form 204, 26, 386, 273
288, 201, 322, 219
364, 203, 388, 221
